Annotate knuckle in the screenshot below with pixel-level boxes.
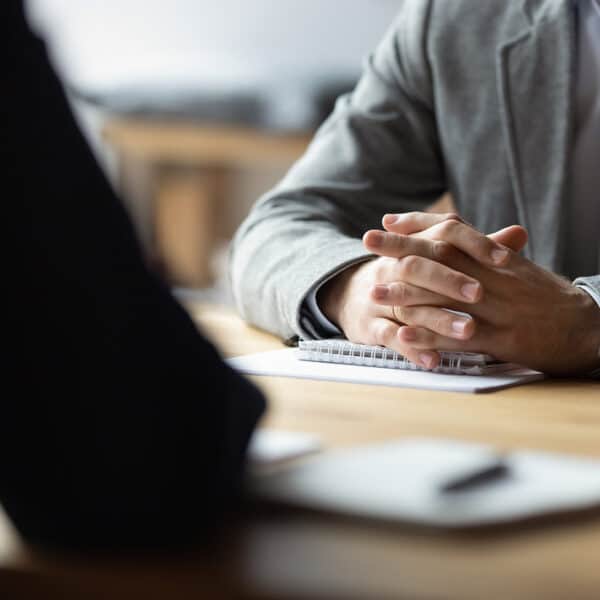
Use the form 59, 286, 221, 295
373, 258, 389, 280
445, 212, 463, 223
398, 255, 420, 277
473, 233, 492, 254
433, 240, 455, 262
438, 219, 459, 237
372, 321, 396, 347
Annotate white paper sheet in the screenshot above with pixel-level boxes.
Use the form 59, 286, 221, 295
227, 348, 544, 393
249, 438, 600, 527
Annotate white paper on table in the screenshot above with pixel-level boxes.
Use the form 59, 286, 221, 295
249, 438, 600, 528
227, 348, 544, 393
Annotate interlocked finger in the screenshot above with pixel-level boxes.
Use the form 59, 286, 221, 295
368, 317, 442, 370
397, 325, 470, 354
393, 306, 475, 340
371, 281, 451, 308
363, 229, 445, 261
421, 219, 511, 267
390, 255, 482, 304
382, 211, 465, 235
376, 212, 512, 268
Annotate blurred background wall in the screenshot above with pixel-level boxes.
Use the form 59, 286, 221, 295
25, 0, 401, 301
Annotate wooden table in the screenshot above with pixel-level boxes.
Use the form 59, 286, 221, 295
2, 304, 599, 599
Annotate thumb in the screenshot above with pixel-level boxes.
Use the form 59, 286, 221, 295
487, 225, 528, 253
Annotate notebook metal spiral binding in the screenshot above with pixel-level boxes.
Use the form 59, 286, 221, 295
298, 339, 473, 373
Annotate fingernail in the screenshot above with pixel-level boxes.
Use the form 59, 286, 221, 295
452, 320, 468, 336
366, 231, 385, 247
373, 284, 389, 300
461, 282, 480, 301
419, 353, 435, 369
491, 247, 509, 265
382, 214, 401, 226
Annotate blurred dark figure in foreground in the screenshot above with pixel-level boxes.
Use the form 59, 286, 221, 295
2, 0, 265, 549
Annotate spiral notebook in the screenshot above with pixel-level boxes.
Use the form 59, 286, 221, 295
227, 340, 545, 393
298, 339, 513, 375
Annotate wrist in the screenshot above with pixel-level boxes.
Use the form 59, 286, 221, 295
318, 263, 364, 331
569, 289, 600, 375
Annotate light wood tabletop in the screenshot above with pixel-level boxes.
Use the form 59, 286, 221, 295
2, 303, 599, 599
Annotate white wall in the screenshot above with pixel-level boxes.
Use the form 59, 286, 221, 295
27, 0, 401, 91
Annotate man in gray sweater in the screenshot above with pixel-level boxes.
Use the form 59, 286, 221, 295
231, 0, 600, 377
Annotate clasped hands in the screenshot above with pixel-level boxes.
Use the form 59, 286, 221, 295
320, 212, 600, 375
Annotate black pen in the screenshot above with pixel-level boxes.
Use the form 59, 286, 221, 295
440, 458, 510, 494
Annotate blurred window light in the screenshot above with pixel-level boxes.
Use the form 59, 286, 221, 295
26, 0, 402, 129
27, 1, 401, 86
